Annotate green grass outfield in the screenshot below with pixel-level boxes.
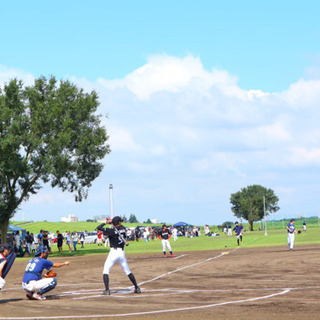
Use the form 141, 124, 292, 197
10, 224, 320, 260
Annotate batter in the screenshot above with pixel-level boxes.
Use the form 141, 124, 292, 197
97, 216, 141, 295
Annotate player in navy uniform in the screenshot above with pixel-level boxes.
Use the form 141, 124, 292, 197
0, 244, 16, 291
22, 246, 70, 300
157, 224, 176, 257
97, 216, 141, 295
233, 222, 244, 246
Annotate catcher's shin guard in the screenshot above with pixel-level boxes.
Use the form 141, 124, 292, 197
103, 274, 109, 290
38, 278, 57, 295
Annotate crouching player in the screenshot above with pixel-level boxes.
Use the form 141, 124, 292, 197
0, 244, 16, 290
22, 246, 70, 300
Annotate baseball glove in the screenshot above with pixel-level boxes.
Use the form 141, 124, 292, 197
45, 270, 57, 278
297, 230, 302, 234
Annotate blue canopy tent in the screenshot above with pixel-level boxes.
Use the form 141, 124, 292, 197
173, 221, 193, 228
8, 224, 26, 241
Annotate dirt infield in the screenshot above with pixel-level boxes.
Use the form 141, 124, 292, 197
1, 244, 320, 320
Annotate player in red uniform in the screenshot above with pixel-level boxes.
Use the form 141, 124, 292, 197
157, 225, 176, 257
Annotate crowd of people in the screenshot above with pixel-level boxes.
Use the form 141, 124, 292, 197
3, 230, 88, 257
3, 222, 245, 258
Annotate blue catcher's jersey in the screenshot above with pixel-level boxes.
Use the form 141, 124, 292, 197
22, 257, 53, 283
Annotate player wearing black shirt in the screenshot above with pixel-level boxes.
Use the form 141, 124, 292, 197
97, 216, 141, 295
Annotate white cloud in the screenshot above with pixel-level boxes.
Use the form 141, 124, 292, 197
3, 54, 320, 224
280, 78, 320, 107
288, 147, 320, 166
108, 126, 143, 152
0, 65, 34, 87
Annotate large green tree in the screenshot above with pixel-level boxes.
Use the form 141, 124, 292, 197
0, 77, 110, 242
230, 185, 279, 231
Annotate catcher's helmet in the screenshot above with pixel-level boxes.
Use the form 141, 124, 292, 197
35, 246, 49, 257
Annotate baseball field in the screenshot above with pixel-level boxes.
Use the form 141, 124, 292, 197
1, 231, 320, 320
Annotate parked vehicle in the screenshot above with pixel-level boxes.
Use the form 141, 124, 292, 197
84, 231, 97, 244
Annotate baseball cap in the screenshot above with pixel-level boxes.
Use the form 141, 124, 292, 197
35, 246, 49, 257
112, 216, 123, 226
290, 218, 295, 222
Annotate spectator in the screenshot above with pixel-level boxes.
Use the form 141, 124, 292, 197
72, 231, 79, 252
204, 225, 211, 237
172, 227, 178, 241
97, 230, 103, 247
66, 231, 72, 253
14, 231, 24, 257
80, 232, 85, 248
25, 231, 33, 255
56, 231, 64, 253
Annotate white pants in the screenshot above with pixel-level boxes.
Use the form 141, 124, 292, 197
26, 243, 31, 253
287, 232, 295, 250
103, 248, 131, 276
228, 229, 232, 236
0, 277, 5, 289
22, 278, 55, 293
161, 239, 172, 252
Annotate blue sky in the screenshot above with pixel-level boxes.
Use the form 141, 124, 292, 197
1, 1, 320, 225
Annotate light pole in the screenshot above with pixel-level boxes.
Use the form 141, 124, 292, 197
264, 196, 267, 236
109, 184, 114, 219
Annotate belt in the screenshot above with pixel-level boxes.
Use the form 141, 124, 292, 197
110, 247, 124, 251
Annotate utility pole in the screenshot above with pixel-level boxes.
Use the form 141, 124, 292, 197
264, 196, 267, 236
109, 184, 114, 219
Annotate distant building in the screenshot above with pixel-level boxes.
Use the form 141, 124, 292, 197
151, 219, 158, 224
94, 215, 107, 223
61, 214, 79, 222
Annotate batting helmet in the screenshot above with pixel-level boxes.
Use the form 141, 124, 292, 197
112, 216, 123, 226
35, 246, 49, 257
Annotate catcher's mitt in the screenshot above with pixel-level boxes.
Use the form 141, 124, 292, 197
297, 230, 302, 234
45, 270, 57, 278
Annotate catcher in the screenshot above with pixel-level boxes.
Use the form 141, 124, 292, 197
22, 246, 70, 300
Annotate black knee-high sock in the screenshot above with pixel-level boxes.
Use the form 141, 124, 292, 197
237, 239, 240, 246
128, 273, 138, 288
103, 274, 109, 290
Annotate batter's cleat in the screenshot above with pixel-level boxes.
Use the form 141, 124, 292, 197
164, 254, 167, 257
171, 254, 176, 257
32, 293, 46, 300
101, 289, 111, 295
134, 287, 141, 294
